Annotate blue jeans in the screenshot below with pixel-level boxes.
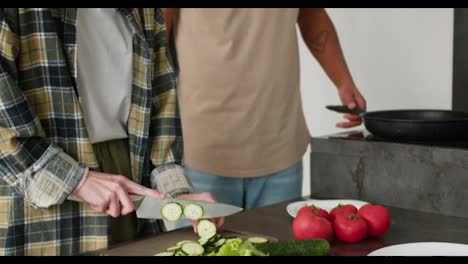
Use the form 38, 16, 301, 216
165, 161, 303, 231
186, 161, 303, 209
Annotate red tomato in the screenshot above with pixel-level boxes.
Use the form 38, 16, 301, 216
357, 204, 391, 237
333, 214, 368, 243
296, 205, 315, 218
292, 209, 333, 241
330, 204, 358, 222
309, 205, 333, 222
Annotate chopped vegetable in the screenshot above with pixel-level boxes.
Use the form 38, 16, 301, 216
181, 242, 205, 256
153, 219, 277, 256
161, 202, 183, 222
198, 236, 212, 246
255, 239, 330, 256
213, 238, 226, 247
176, 240, 195, 246
183, 203, 204, 220
196, 219, 217, 239
154, 251, 174, 256
247, 237, 269, 244
225, 238, 243, 244
166, 245, 181, 251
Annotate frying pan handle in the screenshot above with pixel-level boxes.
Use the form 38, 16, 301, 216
326, 105, 365, 115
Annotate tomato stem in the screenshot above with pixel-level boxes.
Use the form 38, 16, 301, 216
347, 214, 359, 220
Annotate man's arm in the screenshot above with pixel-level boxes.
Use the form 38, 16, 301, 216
298, 8, 366, 128
0, 9, 85, 209
150, 8, 192, 198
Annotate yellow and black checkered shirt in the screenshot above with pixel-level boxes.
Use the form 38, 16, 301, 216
0, 8, 189, 255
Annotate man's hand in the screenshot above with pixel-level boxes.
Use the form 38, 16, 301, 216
336, 82, 367, 128
71, 171, 164, 218
176, 192, 225, 232
297, 8, 367, 129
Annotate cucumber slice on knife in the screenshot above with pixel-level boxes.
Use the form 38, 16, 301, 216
161, 202, 183, 222
183, 203, 204, 220
196, 219, 217, 239
181, 242, 205, 256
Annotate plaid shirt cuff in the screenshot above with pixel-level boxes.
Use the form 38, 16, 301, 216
16, 145, 85, 209
150, 164, 194, 197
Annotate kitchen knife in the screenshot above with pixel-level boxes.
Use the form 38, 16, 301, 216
135, 196, 243, 219
68, 195, 243, 219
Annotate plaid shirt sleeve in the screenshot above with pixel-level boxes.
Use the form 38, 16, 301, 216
0, 9, 84, 209
149, 9, 193, 197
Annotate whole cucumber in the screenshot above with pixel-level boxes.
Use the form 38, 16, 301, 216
255, 239, 330, 256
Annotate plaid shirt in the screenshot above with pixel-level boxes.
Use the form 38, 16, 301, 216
0, 8, 192, 256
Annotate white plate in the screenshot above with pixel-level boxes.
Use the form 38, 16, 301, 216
368, 242, 468, 256
286, 199, 369, 218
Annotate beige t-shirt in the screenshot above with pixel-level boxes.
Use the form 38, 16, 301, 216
174, 8, 310, 177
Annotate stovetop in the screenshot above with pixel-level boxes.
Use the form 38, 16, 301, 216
324, 130, 468, 149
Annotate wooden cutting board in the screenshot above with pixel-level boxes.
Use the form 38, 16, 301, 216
100, 227, 277, 256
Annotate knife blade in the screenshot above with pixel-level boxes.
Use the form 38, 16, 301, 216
135, 196, 243, 219
68, 194, 243, 219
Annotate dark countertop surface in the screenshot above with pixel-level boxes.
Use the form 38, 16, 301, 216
223, 195, 468, 256
225, 197, 468, 256
98, 195, 468, 256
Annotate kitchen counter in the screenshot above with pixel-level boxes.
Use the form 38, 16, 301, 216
97, 195, 468, 256
223, 196, 468, 256
310, 130, 468, 219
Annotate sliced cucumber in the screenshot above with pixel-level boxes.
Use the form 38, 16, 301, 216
247, 237, 269, 244
196, 219, 217, 239
197, 237, 210, 246
225, 238, 243, 244
181, 242, 205, 256
176, 240, 195, 246
198, 233, 216, 246
175, 251, 188, 256
154, 251, 174, 256
183, 203, 204, 220
213, 238, 226, 247
204, 245, 217, 252
166, 245, 181, 251
208, 234, 221, 244
161, 202, 183, 222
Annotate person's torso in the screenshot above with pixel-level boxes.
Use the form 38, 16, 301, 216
175, 8, 310, 177
76, 8, 134, 144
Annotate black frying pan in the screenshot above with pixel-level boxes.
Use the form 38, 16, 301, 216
326, 105, 468, 141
